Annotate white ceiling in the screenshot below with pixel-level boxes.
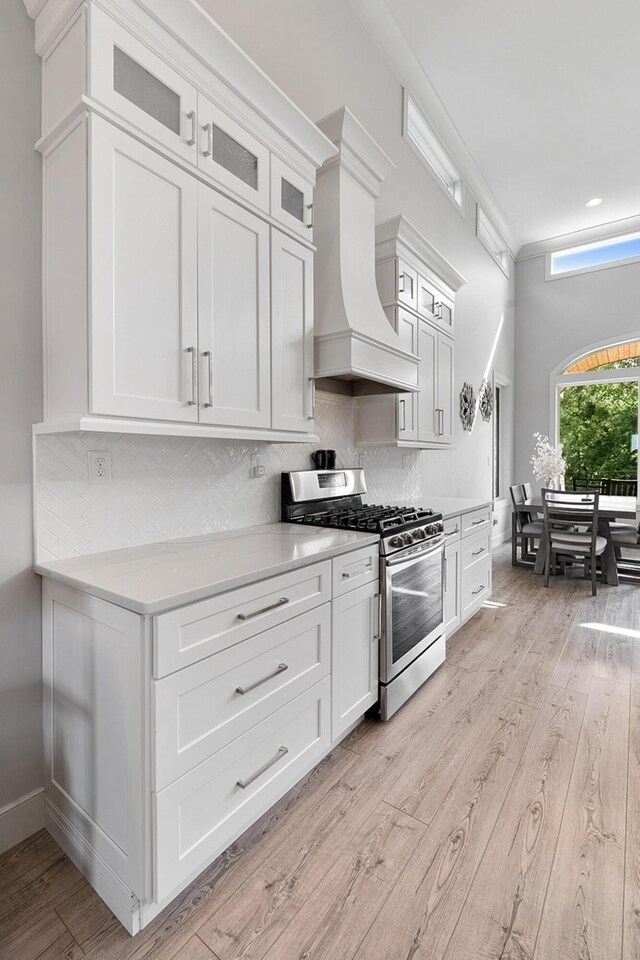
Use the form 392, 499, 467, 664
382, 0, 640, 247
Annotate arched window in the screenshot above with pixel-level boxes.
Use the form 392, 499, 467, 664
551, 337, 639, 497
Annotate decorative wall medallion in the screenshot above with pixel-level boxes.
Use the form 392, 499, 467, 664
459, 382, 475, 431
478, 379, 494, 422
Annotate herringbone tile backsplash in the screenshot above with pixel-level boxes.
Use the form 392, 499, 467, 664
35, 392, 421, 561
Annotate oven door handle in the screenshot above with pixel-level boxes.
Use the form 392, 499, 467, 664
385, 536, 445, 567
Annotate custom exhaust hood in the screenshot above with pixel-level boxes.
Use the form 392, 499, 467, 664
313, 107, 419, 395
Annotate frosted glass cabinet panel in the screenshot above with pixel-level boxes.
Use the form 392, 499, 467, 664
198, 94, 269, 212
198, 185, 271, 428
90, 118, 198, 422
90, 5, 198, 162
271, 156, 314, 241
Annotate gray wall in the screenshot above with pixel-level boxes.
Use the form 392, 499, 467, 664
515, 254, 640, 485
202, 0, 516, 507
0, 2, 42, 820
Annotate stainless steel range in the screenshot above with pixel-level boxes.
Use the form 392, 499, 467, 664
281, 469, 446, 720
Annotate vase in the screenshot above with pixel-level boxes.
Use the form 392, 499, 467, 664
547, 476, 565, 491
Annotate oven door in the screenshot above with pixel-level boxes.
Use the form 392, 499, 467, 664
380, 539, 444, 684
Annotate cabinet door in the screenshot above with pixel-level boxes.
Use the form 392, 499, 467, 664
417, 320, 438, 443
417, 276, 455, 337
271, 231, 314, 432
444, 539, 461, 636
394, 308, 418, 441
197, 94, 270, 213
89, 5, 198, 164
90, 117, 198, 421
436, 333, 455, 443
198, 185, 270, 427
331, 580, 379, 740
270, 157, 314, 241
397, 258, 418, 310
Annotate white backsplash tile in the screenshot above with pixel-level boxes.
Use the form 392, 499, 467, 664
34, 392, 421, 561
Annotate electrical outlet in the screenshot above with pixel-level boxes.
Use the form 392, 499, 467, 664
88, 450, 112, 484
250, 453, 265, 479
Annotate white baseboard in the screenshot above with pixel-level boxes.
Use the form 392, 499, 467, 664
0, 787, 45, 854
493, 530, 510, 548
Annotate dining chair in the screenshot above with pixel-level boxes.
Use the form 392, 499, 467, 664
523, 482, 532, 500
510, 484, 542, 566
541, 489, 607, 596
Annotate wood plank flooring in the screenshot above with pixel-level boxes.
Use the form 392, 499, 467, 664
1, 544, 638, 960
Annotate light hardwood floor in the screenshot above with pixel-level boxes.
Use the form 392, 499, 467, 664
1, 544, 638, 960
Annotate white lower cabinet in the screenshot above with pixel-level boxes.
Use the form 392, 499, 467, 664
154, 678, 331, 902
443, 508, 493, 638
331, 579, 380, 740
42, 545, 379, 933
444, 538, 461, 636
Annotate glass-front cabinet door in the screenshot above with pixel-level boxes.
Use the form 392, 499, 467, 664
89, 5, 198, 163
198, 94, 270, 213
270, 156, 314, 241
417, 274, 455, 336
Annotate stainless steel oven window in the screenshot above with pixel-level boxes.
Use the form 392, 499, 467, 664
381, 543, 444, 682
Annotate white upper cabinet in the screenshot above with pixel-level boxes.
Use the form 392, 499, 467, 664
436, 332, 455, 443
197, 93, 270, 213
417, 274, 455, 336
91, 118, 199, 422
33, 0, 337, 440
271, 230, 314, 432
417, 320, 438, 445
270, 157, 314, 241
198, 185, 271, 428
89, 5, 198, 164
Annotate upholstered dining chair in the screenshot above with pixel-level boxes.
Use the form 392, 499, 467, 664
510, 484, 543, 566
541, 489, 607, 596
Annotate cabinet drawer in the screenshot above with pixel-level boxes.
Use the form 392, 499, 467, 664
153, 560, 331, 678
461, 528, 491, 573
332, 545, 378, 596
462, 507, 493, 538
153, 605, 330, 790
462, 559, 492, 621
444, 515, 462, 543
89, 5, 198, 164
154, 678, 330, 902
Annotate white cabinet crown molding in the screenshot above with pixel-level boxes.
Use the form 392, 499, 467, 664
375, 214, 467, 293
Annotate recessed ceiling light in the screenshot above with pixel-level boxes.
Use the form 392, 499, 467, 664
585, 197, 604, 208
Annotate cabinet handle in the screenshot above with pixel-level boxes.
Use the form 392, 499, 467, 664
372, 593, 382, 641
472, 585, 485, 595
446, 527, 460, 537
237, 596, 290, 621
434, 302, 443, 319
235, 662, 288, 696
186, 346, 197, 405
202, 122, 213, 157
307, 377, 316, 420
400, 398, 407, 432
443, 555, 448, 591
471, 518, 487, 526
472, 547, 486, 556
186, 110, 196, 146
237, 745, 289, 789
306, 202, 314, 230
399, 273, 406, 294
203, 350, 213, 407
437, 408, 445, 436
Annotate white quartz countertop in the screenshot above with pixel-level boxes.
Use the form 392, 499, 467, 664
34, 523, 379, 616
397, 496, 493, 521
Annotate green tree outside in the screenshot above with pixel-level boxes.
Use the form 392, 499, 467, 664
559, 373, 638, 487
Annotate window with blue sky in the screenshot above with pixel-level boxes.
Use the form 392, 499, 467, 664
550, 231, 640, 276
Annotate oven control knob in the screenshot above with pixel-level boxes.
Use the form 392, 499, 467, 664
389, 536, 404, 548
402, 533, 414, 546
413, 528, 426, 540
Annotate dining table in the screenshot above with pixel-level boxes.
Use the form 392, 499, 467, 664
514, 495, 639, 586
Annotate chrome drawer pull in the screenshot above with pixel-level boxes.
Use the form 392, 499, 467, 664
236, 662, 288, 696
471, 519, 487, 526
472, 547, 486, 556
186, 346, 197, 405
186, 110, 196, 146
342, 572, 351, 579
237, 597, 289, 621
237, 745, 289, 789
203, 350, 213, 407
446, 527, 460, 537
472, 585, 485, 595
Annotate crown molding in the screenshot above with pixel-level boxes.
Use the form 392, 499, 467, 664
348, 0, 520, 259
376, 214, 467, 291
517, 212, 640, 261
